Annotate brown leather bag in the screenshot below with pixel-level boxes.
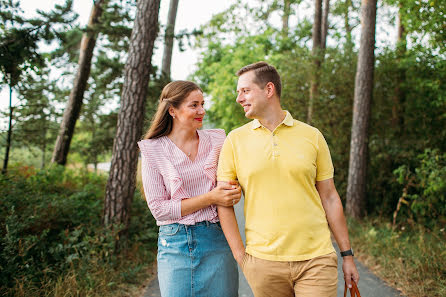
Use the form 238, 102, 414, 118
344, 281, 362, 297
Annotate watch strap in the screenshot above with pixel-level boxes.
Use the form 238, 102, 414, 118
340, 248, 354, 257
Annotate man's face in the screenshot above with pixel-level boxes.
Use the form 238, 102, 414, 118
236, 71, 267, 119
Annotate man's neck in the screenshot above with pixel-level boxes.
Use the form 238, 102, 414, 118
257, 108, 286, 132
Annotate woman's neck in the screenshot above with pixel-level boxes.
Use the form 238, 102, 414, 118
168, 126, 198, 144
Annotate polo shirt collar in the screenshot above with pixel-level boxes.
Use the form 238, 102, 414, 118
251, 110, 294, 130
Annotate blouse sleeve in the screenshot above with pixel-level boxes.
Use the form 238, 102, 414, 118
140, 152, 182, 221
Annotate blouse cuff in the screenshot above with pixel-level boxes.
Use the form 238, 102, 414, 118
170, 199, 182, 220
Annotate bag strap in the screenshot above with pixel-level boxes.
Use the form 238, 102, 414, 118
344, 281, 361, 297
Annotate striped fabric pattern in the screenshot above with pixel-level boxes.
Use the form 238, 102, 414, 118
138, 129, 226, 226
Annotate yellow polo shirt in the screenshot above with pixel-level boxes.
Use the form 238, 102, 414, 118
217, 111, 335, 261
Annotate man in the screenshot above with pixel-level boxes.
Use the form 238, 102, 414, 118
217, 61, 359, 297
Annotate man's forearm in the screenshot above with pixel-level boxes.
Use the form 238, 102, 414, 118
217, 205, 245, 265
324, 196, 352, 251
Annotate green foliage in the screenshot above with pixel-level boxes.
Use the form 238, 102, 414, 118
193, 31, 276, 132
400, 0, 446, 53
192, 0, 446, 226
0, 165, 158, 296
394, 149, 446, 227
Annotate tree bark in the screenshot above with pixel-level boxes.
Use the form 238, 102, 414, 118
2, 86, 13, 175
346, 0, 377, 219
307, 0, 322, 125
321, 0, 330, 50
161, 0, 179, 78
392, 3, 406, 134
282, 0, 291, 37
103, 0, 161, 234
51, 0, 105, 165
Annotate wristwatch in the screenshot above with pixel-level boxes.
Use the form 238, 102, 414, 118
340, 248, 354, 257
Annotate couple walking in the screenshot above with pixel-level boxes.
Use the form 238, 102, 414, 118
138, 62, 359, 297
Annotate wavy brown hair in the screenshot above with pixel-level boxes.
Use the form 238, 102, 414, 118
144, 80, 202, 139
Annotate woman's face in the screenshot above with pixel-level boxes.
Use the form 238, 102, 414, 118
171, 90, 205, 130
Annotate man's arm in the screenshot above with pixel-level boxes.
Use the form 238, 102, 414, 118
217, 182, 245, 266
316, 178, 359, 288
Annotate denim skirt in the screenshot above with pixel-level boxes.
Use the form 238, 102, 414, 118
157, 221, 238, 297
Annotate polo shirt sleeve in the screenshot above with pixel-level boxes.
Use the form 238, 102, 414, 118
315, 130, 334, 181
217, 134, 237, 182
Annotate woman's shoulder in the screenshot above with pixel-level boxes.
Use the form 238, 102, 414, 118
201, 129, 226, 139
137, 137, 164, 156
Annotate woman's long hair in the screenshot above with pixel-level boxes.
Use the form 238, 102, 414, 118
144, 80, 202, 139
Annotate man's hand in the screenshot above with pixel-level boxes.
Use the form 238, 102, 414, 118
342, 256, 359, 288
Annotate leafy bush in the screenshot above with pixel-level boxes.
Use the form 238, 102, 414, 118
0, 165, 158, 296
393, 149, 446, 228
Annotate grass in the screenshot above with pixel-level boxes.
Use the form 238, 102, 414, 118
348, 217, 446, 297
8, 247, 157, 297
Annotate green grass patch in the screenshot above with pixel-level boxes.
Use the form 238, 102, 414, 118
348, 217, 446, 297
0, 164, 158, 296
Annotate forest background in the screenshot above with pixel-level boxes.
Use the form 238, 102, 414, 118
1, 0, 445, 296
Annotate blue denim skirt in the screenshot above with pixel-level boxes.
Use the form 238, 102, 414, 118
157, 221, 238, 297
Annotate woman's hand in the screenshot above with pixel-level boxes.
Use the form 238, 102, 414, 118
209, 181, 242, 207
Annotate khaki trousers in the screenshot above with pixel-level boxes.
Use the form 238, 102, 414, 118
241, 252, 338, 297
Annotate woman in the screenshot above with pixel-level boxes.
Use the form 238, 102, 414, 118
138, 81, 241, 297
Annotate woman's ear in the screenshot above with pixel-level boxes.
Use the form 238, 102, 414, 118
168, 106, 176, 118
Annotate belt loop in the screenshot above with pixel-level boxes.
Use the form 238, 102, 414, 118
206, 221, 209, 227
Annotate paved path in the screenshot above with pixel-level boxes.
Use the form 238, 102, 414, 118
143, 197, 404, 297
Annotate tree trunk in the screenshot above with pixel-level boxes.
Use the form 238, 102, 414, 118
41, 120, 46, 169
345, 0, 353, 51
103, 0, 161, 235
161, 0, 179, 78
282, 0, 291, 37
307, 0, 322, 125
321, 0, 330, 50
392, 3, 406, 134
2, 86, 13, 175
51, 0, 106, 165
346, 0, 377, 219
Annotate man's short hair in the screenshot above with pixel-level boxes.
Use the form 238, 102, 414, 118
236, 61, 282, 98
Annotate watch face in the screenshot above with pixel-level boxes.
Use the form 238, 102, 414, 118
341, 249, 354, 256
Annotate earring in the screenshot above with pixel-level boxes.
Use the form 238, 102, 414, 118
172, 114, 175, 119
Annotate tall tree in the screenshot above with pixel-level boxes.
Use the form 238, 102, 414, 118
391, 1, 406, 134
307, 0, 322, 124
282, 0, 292, 36
321, 0, 330, 50
103, 0, 161, 235
14, 69, 59, 169
51, 0, 106, 165
1, 0, 75, 173
161, 0, 179, 78
346, 0, 377, 218
344, 0, 353, 50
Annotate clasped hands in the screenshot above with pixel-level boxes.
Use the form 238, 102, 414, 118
209, 180, 241, 207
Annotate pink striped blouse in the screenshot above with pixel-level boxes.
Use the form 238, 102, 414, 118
137, 129, 226, 226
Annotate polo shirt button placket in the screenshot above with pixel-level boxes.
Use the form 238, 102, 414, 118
272, 132, 279, 158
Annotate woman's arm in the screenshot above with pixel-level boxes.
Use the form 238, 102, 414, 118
141, 153, 241, 220
180, 181, 241, 216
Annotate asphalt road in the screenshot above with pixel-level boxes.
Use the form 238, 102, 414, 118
142, 197, 404, 297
